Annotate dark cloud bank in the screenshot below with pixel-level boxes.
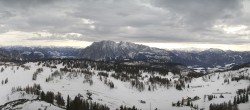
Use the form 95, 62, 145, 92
0, 0, 249, 45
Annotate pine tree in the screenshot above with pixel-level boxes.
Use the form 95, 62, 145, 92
242, 94, 246, 103
237, 96, 240, 104
228, 100, 232, 110
240, 95, 243, 103
148, 86, 151, 91
246, 93, 249, 102
67, 95, 70, 110
120, 105, 124, 110
181, 98, 184, 105
187, 100, 190, 106
176, 84, 182, 90
5, 78, 8, 84
177, 101, 180, 107
40, 91, 45, 101
45, 91, 54, 104
209, 104, 213, 110
56, 92, 65, 106
233, 96, 237, 105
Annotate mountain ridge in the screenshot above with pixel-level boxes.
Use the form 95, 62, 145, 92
80, 40, 250, 67
1, 40, 250, 68
79, 40, 172, 62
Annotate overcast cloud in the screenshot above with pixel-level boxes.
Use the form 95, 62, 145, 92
0, 0, 250, 50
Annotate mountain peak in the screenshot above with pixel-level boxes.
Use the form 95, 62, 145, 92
204, 48, 224, 53
173, 47, 206, 52
79, 40, 171, 61
97, 40, 116, 44
92, 40, 116, 46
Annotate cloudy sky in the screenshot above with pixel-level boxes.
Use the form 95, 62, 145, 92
0, 0, 250, 51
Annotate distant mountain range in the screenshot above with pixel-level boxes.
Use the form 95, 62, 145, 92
0, 46, 80, 61
80, 40, 250, 67
1, 40, 250, 68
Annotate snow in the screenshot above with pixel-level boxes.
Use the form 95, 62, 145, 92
10, 100, 63, 110
173, 47, 206, 52
238, 101, 250, 110
205, 48, 224, 53
0, 62, 249, 110
21, 51, 32, 55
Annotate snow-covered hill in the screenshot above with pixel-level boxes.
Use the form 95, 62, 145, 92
0, 60, 249, 110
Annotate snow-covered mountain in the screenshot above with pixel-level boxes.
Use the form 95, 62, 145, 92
0, 48, 20, 61
172, 49, 250, 67
2, 41, 250, 68
79, 40, 172, 62
0, 46, 81, 61
79, 40, 250, 68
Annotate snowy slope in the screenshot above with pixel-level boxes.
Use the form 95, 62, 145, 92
0, 99, 64, 110
0, 61, 249, 110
